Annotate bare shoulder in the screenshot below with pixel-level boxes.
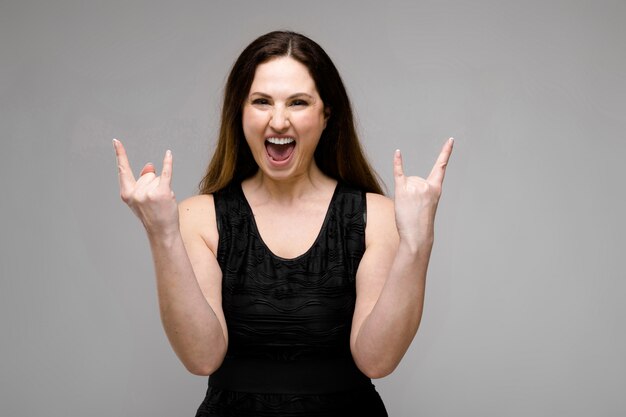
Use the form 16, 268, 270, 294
365, 193, 398, 247
178, 194, 218, 253
179, 194, 215, 215
366, 193, 394, 216
178, 194, 216, 225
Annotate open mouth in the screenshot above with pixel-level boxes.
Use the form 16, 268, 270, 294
265, 137, 296, 162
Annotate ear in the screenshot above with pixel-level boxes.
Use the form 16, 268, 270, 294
323, 107, 331, 128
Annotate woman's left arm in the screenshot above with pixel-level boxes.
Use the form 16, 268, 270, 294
350, 138, 454, 379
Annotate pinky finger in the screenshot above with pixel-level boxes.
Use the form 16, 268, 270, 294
158, 149, 173, 189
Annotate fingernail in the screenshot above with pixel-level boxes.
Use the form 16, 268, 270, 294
449, 137, 454, 145
395, 149, 401, 156
166, 149, 172, 157
112, 138, 118, 148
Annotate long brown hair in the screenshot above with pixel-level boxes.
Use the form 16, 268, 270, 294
199, 31, 384, 195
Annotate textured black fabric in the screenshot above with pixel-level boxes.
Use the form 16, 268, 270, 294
195, 182, 388, 416
195, 384, 388, 417
209, 357, 371, 394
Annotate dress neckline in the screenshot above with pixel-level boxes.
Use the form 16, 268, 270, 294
237, 182, 340, 262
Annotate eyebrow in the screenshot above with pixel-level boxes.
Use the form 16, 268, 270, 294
249, 92, 315, 100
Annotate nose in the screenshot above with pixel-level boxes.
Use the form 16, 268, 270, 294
269, 106, 290, 131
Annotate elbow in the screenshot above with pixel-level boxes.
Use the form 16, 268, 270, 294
365, 368, 394, 379
178, 338, 228, 376
187, 366, 213, 377
354, 352, 399, 379
181, 349, 226, 376
353, 343, 401, 379
184, 358, 222, 376
360, 362, 398, 379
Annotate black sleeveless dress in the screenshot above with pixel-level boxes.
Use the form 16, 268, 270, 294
195, 182, 388, 417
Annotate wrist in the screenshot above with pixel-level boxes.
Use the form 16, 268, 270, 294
398, 233, 434, 256
146, 226, 182, 248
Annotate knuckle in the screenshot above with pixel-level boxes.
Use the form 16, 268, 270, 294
146, 191, 157, 202
146, 188, 167, 202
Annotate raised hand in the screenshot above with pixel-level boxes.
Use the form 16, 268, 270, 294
113, 138, 179, 237
393, 137, 454, 246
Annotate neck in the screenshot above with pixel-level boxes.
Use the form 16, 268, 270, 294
244, 165, 336, 205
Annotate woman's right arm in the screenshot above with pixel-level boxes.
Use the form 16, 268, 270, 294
113, 139, 227, 376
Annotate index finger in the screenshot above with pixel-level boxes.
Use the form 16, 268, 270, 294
393, 149, 405, 179
113, 138, 137, 193
427, 137, 454, 185
393, 149, 409, 190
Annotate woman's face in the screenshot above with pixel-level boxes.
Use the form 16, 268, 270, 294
242, 56, 329, 182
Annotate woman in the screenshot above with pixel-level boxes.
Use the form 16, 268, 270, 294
113, 31, 453, 416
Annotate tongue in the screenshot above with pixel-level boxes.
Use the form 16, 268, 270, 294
266, 142, 295, 161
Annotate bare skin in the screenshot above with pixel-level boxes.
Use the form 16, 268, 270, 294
113, 139, 227, 375
113, 57, 453, 378
351, 143, 453, 377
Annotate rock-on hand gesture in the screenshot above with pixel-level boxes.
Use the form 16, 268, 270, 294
113, 139, 179, 238
393, 137, 454, 246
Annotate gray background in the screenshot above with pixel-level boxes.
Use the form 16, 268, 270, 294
1, 0, 624, 416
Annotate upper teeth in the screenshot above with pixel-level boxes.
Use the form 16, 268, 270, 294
267, 137, 295, 145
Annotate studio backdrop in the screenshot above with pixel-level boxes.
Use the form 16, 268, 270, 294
1, 1, 625, 416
